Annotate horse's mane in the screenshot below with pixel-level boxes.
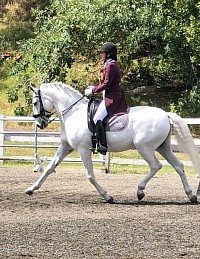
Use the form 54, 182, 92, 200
41, 82, 83, 99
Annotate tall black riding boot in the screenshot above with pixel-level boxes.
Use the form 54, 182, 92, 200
96, 120, 107, 155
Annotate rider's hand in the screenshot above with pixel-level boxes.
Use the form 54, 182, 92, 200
84, 86, 94, 96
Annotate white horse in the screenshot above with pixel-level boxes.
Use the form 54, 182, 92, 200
25, 82, 200, 203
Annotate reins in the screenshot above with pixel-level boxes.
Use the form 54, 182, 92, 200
61, 95, 85, 116
48, 95, 85, 123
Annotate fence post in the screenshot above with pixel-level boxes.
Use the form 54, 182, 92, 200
100, 152, 110, 173
104, 152, 110, 173
0, 114, 4, 163
34, 122, 38, 155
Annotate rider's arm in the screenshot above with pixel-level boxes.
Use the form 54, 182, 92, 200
92, 63, 116, 94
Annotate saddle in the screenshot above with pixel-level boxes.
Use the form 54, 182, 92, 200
87, 98, 128, 152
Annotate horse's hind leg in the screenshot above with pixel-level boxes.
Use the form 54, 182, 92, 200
25, 143, 73, 195
157, 140, 197, 203
137, 147, 163, 201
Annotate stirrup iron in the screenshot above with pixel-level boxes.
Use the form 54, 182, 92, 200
97, 145, 107, 155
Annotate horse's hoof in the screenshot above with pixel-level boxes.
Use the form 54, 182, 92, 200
25, 190, 34, 196
190, 195, 198, 204
107, 196, 114, 204
137, 192, 145, 201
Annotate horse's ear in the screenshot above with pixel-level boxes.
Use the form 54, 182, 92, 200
29, 84, 37, 94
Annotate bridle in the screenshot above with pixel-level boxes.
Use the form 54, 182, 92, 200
33, 88, 53, 121
33, 87, 85, 124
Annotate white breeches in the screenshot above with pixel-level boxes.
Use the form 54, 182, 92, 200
93, 100, 108, 124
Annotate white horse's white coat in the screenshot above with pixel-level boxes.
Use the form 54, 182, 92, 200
26, 82, 200, 203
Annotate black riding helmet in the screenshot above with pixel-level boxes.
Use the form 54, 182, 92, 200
99, 42, 117, 61
99, 42, 117, 55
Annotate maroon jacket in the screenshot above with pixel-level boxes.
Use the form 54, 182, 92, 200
92, 59, 127, 116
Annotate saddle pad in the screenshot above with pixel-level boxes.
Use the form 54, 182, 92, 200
87, 98, 128, 132
105, 114, 128, 132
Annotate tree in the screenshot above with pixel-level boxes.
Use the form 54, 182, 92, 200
4, 0, 200, 115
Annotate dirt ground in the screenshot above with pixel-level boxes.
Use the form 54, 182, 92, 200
0, 166, 200, 259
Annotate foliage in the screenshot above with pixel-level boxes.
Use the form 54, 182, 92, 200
0, 0, 49, 52
0, 0, 50, 115
1, 0, 200, 116
176, 84, 200, 117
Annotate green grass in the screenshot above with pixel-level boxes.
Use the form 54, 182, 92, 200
110, 149, 191, 161
0, 159, 196, 176
110, 164, 196, 175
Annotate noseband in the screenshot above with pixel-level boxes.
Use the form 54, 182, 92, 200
33, 89, 53, 120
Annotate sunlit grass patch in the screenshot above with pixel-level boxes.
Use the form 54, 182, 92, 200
109, 163, 196, 175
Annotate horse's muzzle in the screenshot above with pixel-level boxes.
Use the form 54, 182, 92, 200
35, 118, 48, 129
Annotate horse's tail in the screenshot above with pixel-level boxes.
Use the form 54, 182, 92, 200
167, 112, 200, 178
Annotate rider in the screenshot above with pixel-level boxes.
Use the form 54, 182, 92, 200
84, 42, 127, 155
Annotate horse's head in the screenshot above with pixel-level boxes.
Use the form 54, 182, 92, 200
30, 85, 54, 129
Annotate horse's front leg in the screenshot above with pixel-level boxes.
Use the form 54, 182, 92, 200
25, 143, 73, 195
79, 148, 113, 203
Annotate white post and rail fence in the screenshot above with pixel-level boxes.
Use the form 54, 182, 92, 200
0, 114, 109, 171
1, 115, 200, 172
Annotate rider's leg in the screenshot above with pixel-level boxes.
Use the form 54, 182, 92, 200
93, 101, 108, 155
96, 120, 107, 155
93, 100, 108, 123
